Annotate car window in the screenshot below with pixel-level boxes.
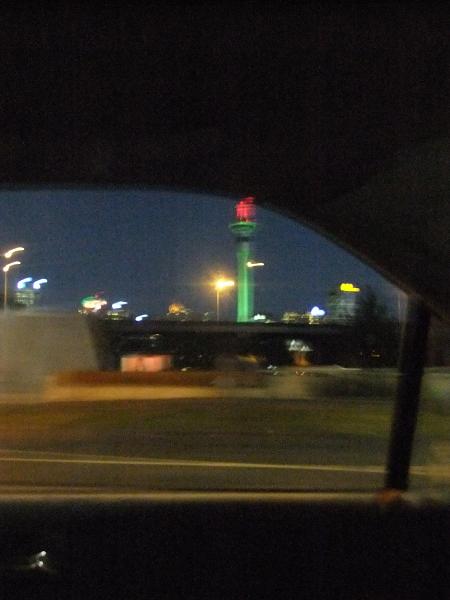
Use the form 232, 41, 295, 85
0, 189, 410, 491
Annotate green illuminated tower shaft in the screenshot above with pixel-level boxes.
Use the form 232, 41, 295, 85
236, 236, 252, 322
229, 221, 257, 322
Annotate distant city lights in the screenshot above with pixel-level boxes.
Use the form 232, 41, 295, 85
135, 314, 149, 322
287, 339, 313, 352
112, 301, 128, 310
168, 303, 186, 314
310, 306, 326, 317
81, 295, 107, 313
17, 277, 33, 290
33, 278, 48, 290
253, 314, 267, 321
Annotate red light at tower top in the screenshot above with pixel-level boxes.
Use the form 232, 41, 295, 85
235, 196, 256, 222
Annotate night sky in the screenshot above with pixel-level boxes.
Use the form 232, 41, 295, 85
0, 189, 398, 319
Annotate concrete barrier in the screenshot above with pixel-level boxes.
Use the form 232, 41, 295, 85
49, 370, 264, 387
43, 370, 266, 402
43, 383, 223, 402
0, 312, 97, 392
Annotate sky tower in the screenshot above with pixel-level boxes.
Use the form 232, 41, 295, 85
229, 196, 257, 322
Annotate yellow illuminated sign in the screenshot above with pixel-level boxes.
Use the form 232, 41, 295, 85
340, 283, 360, 293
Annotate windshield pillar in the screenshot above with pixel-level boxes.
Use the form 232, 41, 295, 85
385, 297, 430, 490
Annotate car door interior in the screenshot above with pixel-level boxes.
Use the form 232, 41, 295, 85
0, 7, 449, 600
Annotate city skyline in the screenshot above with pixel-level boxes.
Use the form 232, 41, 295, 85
0, 189, 399, 319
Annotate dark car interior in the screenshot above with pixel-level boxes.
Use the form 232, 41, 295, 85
0, 6, 449, 599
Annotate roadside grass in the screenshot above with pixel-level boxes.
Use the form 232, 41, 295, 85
0, 397, 447, 451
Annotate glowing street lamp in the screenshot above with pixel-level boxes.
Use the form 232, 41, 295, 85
246, 261, 264, 268
3, 261, 21, 272
112, 301, 128, 310
214, 278, 235, 322
3, 261, 21, 310
33, 278, 48, 290
4, 246, 24, 259
17, 277, 33, 290
135, 314, 149, 322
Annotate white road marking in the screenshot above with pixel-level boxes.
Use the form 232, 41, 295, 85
0, 452, 415, 475
0, 449, 432, 476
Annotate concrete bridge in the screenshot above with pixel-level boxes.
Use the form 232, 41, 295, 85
89, 318, 356, 370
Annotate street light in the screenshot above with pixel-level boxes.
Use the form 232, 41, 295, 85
246, 261, 264, 268
3, 261, 21, 310
135, 314, 149, 322
33, 278, 48, 290
17, 277, 33, 290
112, 301, 128, 310
4, 246, 24, 259
214, 278, 235, 322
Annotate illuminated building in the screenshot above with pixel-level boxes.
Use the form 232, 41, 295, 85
106, 301, 130, 320
282, 311, 309, 324
15, 277, 47, 308
15, 288, 37, 307
339, 283, 360, 293
106, 308, 130, 320
282, 307, 326, 325
327, 283, 360, 323
229, 197, 258, 322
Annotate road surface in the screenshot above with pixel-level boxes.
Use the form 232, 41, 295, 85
0, 449, 397, 490
0, 395, 446, 492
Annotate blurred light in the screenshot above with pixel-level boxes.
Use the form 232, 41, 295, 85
33, 278, 48, 290
340, 283, 360, 293
253, 313, 267, 321
135, 314, 149, 322
247, 261, 264, 268
112, 301, 128, 310
17, 277, 33, 289
81, 295, 107, 312
214, 278, 235, 291
310, 306, 326, 317
287, 339, 313, 352
168, 302, 185, 314
81, 295, 96, 306
3, 261, 21, 272
121, 354, 172, 372
4, 246, 24, 259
